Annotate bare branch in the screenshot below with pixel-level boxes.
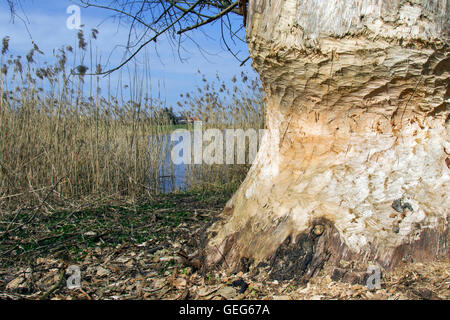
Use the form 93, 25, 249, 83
76, 0, 205, 76
79, 1, 158, 32
177, 1, 238, 34
5, 0, 249, 73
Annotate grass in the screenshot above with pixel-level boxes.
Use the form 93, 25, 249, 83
0, 186, 233, 267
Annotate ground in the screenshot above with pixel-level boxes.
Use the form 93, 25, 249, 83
0, 190, 448, 300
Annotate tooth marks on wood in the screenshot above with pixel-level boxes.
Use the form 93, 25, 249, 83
390, 224, 449, 267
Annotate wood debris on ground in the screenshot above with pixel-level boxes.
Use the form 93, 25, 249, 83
0, 191, 448, 300
1, 241, 448, 300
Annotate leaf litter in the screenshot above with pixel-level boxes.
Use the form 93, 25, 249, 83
0, 192, 448, 300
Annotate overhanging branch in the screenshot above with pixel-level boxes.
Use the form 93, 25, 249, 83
176, 1, 238, 34
74, 0, 204, 76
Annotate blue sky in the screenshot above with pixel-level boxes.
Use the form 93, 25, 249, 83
0, 0, 258, 110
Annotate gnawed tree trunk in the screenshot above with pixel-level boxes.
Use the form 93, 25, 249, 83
204, 0, 449, 281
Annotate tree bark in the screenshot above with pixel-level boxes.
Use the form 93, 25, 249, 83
204, 0, 449, 281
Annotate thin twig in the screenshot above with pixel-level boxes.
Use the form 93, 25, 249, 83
1, 177, 66, 238
177, 1, 239, 34
240, 56, 250, 66
39, 268, 66, 300
77, 0, 204, 76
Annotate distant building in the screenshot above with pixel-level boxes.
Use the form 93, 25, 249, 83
174, 115, 200, 125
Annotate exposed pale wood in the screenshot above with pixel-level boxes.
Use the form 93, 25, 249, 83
205, 0, 449, 277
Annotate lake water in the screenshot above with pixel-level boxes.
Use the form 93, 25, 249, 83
155, 134, 187, 193
154, 128, 261, 193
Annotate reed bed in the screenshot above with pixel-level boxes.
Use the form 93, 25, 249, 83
0, 31, 264, 211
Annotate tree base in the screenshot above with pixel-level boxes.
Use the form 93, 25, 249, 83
203, 112, 449, 282
204, 214, 447, 283
202, 1, 449, 281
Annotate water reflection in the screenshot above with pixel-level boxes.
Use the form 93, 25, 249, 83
151, 134, 187, 193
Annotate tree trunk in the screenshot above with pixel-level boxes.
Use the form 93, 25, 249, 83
204, 0, 449, 281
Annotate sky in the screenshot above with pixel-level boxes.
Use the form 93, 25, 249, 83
0, 0, 259, 110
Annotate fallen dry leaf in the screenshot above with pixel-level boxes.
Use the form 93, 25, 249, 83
216, 286, 237, 300
6, 277, 25, 290
172, 278, 187, 290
